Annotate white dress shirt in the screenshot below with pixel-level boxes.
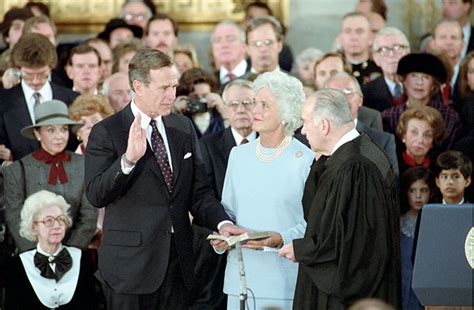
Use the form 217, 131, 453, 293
230, 128, 257, 145
21, 80, 53, 124
219, 59, 248, 84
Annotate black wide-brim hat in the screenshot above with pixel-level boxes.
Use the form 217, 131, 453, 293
97, 18, 143, 42
397, 53, 447, 83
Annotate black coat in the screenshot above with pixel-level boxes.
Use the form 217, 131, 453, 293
293, 135, 401, 309
85, 104, 230, 294
0, 83, 78, 161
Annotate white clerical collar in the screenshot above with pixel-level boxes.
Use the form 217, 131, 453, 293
251, 65, 280, 74
442, 197, 465, 205
330, 128, 360, 155
72, 87, 99, 95
220, 59, 248, 81
231, 127, 257, 145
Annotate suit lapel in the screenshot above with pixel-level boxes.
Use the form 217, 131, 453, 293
10, 87, 38, 151
219, 128, 236, 163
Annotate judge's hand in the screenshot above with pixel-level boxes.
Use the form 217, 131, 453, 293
218, 223, 247, 237
278, 242, 296, 262
210, 235, 229, 253
0, 144, 12, 161
242, 231, 283, 250
125, 113, 147, 163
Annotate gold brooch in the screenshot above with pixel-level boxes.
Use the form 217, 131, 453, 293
296, 151, 302, 158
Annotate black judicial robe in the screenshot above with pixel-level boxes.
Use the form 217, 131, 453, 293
293, 134, 401, 309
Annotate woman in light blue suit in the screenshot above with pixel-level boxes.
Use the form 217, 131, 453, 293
220, 71, 314, 309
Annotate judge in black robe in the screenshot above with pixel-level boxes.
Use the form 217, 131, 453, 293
280, 89, 401, 309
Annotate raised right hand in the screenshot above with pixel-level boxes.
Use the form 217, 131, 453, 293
125, 113, 146, 163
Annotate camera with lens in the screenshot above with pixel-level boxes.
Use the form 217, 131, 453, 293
187, 97, 208, 114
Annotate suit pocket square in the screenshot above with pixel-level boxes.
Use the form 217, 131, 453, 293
183, 152, 192, 159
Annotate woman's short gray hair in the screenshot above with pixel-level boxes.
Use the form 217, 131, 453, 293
311, 88, 353, 127
19, 190, 72, 242
253, 71, 305, 136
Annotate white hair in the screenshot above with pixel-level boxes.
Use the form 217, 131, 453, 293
211, 20, 246, 43
373, 27, 411, 52
324, 71, 363, 96
253, 71, 305, 136
310, 88, 353, 127
20, 190, 72, 242
222, 79, 253, 102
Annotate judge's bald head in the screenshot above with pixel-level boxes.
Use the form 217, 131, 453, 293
301, 88, 354, 154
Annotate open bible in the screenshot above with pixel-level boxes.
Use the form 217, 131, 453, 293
207, 231, 272, 247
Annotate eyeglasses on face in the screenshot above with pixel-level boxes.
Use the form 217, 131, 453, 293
249, 39, 275, 48
122, 13, 147, 21
35, 215, 68, 227
20, 69, 50, 82
375, 44, 407, 56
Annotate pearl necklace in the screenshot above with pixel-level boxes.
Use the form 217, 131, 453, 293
255, 136, 292, 163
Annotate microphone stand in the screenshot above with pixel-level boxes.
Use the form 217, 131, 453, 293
234, 241, 247, 310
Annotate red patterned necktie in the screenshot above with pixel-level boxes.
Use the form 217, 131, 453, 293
150, 119, 173, 193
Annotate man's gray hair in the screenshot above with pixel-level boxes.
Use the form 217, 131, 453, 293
19, 190, 72, 242
324, 71, 363, 96
211, 20, 246, 43
432, 18, 464, 40
373, 27, 411, 52
253, 71, 305, 136
311, 88, 353, 127
222, 78, 253, 102
120, 0, 152, 19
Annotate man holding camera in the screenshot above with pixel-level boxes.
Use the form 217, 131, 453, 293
174, 68, 226, 138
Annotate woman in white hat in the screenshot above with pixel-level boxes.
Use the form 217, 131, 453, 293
3, 99, 97, 253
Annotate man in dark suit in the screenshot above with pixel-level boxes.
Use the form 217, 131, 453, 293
442, 0, 474, 58
84, 48, 243, 310
192, 79, 256, 309
211, 21, 250, 90
0, 33, 78, 163
362, 27, 410, 112
326, 72, 399, 176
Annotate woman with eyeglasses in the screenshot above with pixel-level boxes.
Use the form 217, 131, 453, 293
3, 99, 97, 254
1, 190, 96, 309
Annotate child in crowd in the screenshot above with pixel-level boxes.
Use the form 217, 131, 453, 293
400, 166, 433, 310
435, 150, 472, 205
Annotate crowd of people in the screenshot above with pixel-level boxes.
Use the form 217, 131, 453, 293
0, 0, 472, 309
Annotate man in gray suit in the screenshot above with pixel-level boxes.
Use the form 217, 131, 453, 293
326, 72, 399, 176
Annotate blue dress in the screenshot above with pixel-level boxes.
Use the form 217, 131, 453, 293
221, 138, 314, 307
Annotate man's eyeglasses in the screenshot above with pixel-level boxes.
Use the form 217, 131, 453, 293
122, 13, 147, 22
225, 99, 255, 110
340, 88, 360, 97
20, 69, 50, 82
249, 39, 275, 48
375, 44, 407, 56
35, 215, 69, 227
